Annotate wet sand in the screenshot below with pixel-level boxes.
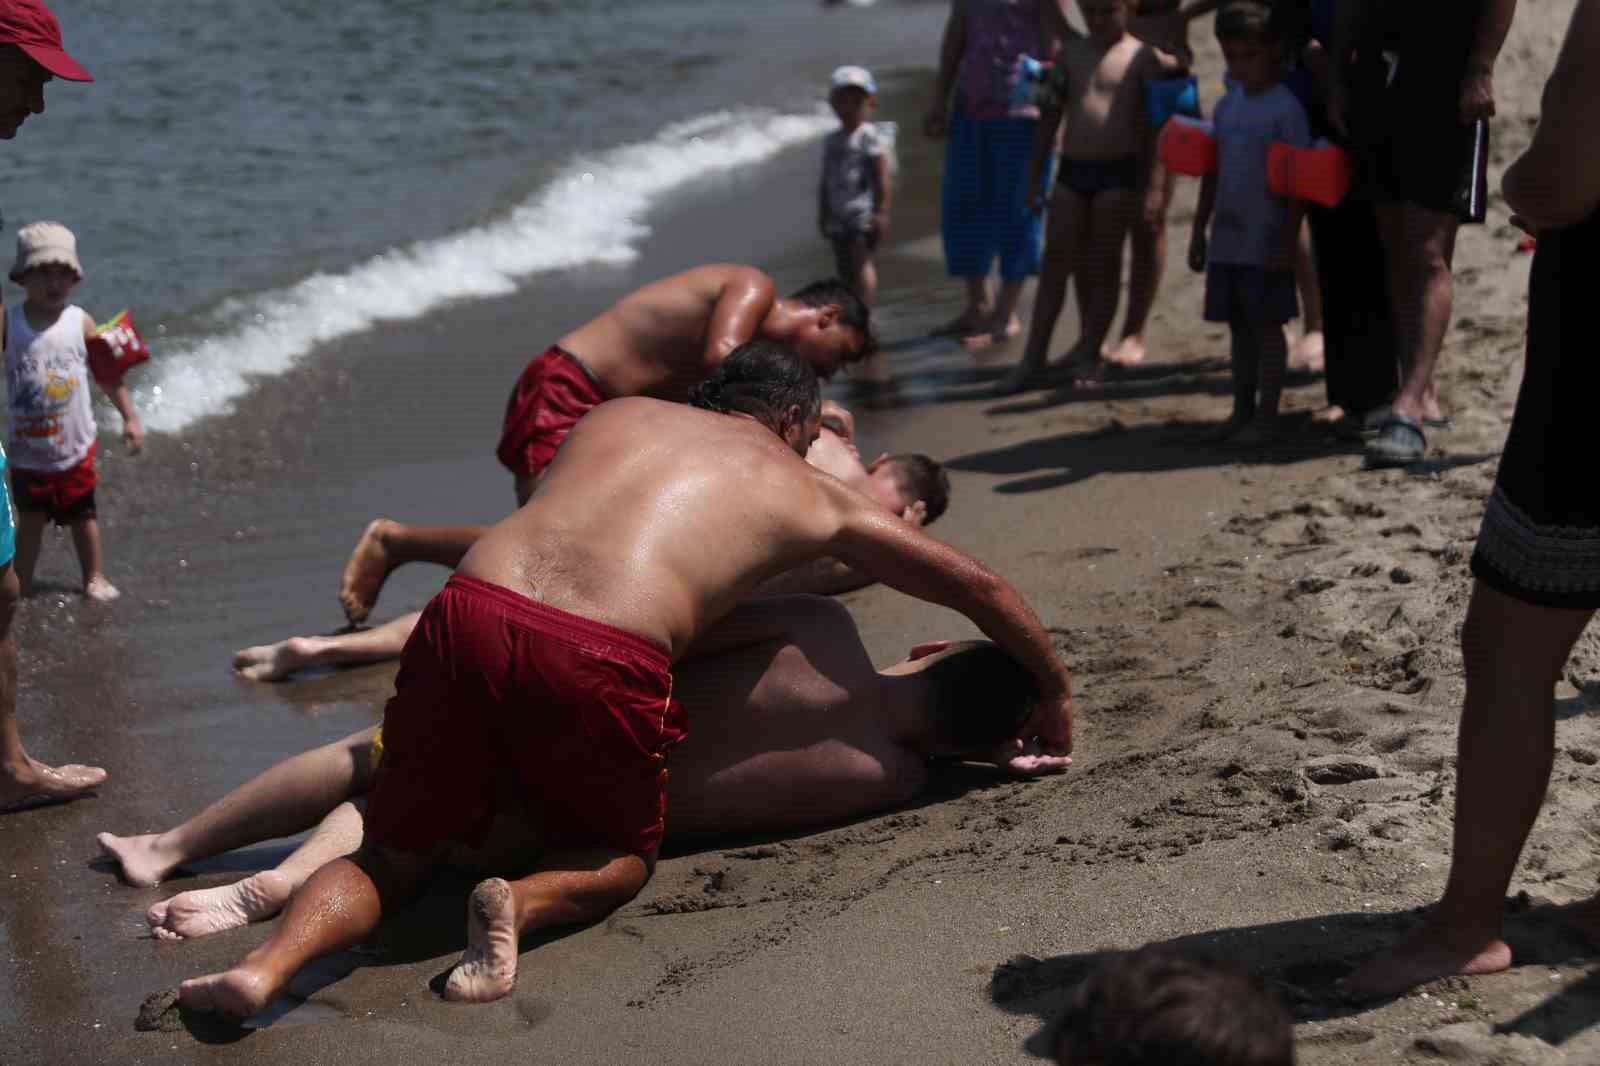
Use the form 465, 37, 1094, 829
5, 3, 1597, 1063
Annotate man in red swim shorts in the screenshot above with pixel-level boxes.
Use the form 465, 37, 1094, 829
179, 341, 1074, 1019
495, 263, 873, 504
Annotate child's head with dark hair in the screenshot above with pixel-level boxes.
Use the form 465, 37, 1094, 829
1215, 2, 1284, 93
881, 453, 950, 525
688, 340, 821, 454
1054, 947, 1295, 1066
785, 278, 876, 376
918, 641, 1038, 752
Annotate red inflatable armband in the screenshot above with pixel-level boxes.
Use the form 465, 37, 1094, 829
86, 309, 150, 388
1157, 116, 1217, 178
1266, 141, 1353, 208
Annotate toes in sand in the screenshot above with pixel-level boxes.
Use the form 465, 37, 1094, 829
2, 758, 107, 810
179, 965, 276, 1018
443, 877, 520, 1003
97, 831, 176, 887
339, 519, 394, 625
148, 871, 295, 940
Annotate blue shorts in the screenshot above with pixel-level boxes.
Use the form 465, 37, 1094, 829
941, 110, 1047, 280
1204, 264, 1299, 325
0, 450, 14, 567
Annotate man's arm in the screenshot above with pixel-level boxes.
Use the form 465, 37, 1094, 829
817, 481, 1073, 754
702, 266, 778, 366
1461, 0, 1517, 124
925, 0, 967, 137
1503, 0, 1600, 230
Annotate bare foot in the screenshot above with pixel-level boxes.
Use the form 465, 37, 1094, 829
443, 878, 519, 1003
1, 756, 107, 810
232, 637, 323, 682
97, 831, 182, 887
84, 575, 121, 602
1293, 329, 1325, 372
1341, 923, 1512, 1002
339, 519, 395, 625
179, 965, 277, 1018
1103, 334, 1147, 368
1310, 404, 1347, 424
962, 313, 1023, 352
149, 871, 295, 940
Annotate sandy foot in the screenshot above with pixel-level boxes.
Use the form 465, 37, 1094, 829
339, 519, 394, 625
84, 575, 120, 602
179, 965, 276, 1018
232, 637, 321, 682
961, 315, 1021, 352
1103, 334, 1147, 367
97, 831, 180, 887
148, 871, 295, 940
1341, 924, 1512, 1002
1, 757, 107, 810
442, 877, 519, 1003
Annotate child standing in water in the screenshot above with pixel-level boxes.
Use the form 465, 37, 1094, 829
3, 222, 143, 600
1188, 2, 1310, 446
820, 65, 893, 388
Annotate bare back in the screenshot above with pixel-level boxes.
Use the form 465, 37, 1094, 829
559, 265, 775, 401
1056, 33, 1161, 159
458, 398, 849, 658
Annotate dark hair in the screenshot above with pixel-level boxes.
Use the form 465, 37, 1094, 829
688, 340, 820, 432
1215, 1, 1278, 42
789, 278, 877, 358
923, 642, 1037, 750
1054, 948, 1295, 1066
884, 454, 950, 525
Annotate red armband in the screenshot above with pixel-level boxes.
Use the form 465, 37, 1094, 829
1266, 141, 1353, 208
1157, 116, 1217, 178
86, 309, 150, 388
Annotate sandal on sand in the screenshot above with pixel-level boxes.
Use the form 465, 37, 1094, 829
1365, 414, 1426, 469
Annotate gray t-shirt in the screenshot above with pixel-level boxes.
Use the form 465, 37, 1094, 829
820, 123, 886, 238
1209, 83, 1312, 267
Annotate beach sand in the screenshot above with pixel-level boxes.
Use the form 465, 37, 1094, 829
3, 2, 1595, 1062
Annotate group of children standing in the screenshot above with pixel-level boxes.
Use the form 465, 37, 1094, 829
820, 0, 1325, 445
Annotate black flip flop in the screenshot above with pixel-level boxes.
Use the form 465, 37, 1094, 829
1364, 414, 1426, 469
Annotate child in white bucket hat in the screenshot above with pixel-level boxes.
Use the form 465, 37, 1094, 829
3, 220, 143, 600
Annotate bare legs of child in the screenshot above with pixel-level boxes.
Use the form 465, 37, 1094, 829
1290, 219, 1325, 371
1204, 320, 1287, 447
833, 235, 891, 387
996, 186, 1135, 395
338, 518, 485, 624
11, 511, 118, 601
1104, 168, 1177, 369
233, 612, 420, 682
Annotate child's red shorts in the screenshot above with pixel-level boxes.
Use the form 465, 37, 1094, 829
495, 346, 609, 480
365, 574, 687, 858
9, 443, 98, 526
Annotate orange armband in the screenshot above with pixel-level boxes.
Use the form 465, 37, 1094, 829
86, 309, 150, 388
1265, 140, 1353, 208
1157, 116, 1216, 178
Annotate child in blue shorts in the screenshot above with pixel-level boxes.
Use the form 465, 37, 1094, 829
1187, 1, 1310, 446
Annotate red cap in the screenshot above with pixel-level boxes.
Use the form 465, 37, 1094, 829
0, 0, 92, 82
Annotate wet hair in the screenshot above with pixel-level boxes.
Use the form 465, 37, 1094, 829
1215, 1, 1279, 42
687, 340, 820, 432
1054, 948, 1295, 1066
884, 454, 951, 525
789, 278, 877, 359
922, 642, 1038, 750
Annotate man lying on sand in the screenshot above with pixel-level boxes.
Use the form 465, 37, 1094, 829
497, 265, 872, 509
174, 343, 1073, 1018
106, 594, 1066, 951
237, 416, 951, 682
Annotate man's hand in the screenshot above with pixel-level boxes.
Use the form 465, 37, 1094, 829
123, 415, 145, 454
820, 399, 854, 441
983, 737, 1073, 777
924, 103, 948, 139
1187, 230, 1208, 273
1023, 690, 1073, 756
1460, 67, 1496, 125
900, 500, 929, 527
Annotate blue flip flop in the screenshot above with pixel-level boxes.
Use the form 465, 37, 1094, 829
1364, 413, 1426, 469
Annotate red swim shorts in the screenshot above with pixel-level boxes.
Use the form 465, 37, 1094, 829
365, 574, 687, 858
9, 443, 98, 526
495, 345, 609, 480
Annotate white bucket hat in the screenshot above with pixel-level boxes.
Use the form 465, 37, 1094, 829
830, 65, 877, 95
9, 221, 82, 283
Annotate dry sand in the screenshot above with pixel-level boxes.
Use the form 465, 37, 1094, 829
3, 1, 1596, 1063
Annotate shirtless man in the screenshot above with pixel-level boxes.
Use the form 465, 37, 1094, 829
997, 0, 1185, 395
178, 342, 1072, 1018
494, 263, 871, 506
105, 596, 1064, 945
255, 421, 949, 682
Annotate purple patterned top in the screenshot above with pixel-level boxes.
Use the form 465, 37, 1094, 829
959, 0, 1045, 120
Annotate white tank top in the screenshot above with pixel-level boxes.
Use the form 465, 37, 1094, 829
5, 304, 96, 472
